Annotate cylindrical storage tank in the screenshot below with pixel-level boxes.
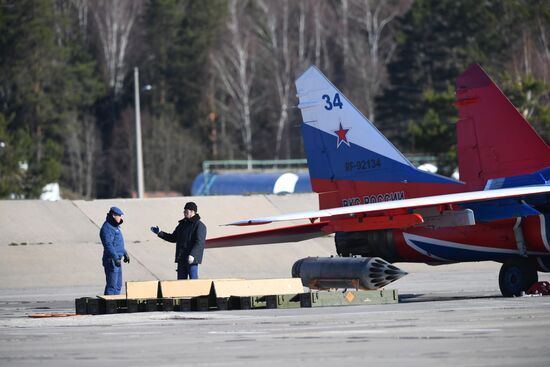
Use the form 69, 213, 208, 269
191, 171, 312, 196
292, 256, 407, 290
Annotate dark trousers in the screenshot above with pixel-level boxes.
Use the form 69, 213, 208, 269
104, 266, 122, 295
177, 262, 199, 279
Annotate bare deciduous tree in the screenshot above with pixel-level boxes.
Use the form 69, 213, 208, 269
213, 0, 257, 167
211, 0, 409, 162
70, 0, 89, 41
142, 109, 203, 194
90, 0, 143, 96
257, 0, 294, 159
344, 0, 410, 121
65, 115, 99, 198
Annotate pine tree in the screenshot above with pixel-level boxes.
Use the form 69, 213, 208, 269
168, 0, 225, 130
137, 0, 225, 194
376, 0, 510, 153
0, 0, 67, 197
57, 1, 107, 199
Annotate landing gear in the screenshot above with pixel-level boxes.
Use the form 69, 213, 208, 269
498, 258, 538, 297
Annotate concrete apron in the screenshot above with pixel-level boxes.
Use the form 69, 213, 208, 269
0, 194, 334, 289
3, 194, 532, 296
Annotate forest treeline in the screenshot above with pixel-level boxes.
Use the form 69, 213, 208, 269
0, 0, 549, 199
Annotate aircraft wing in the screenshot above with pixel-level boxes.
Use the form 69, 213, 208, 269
206, 221, 328, 248
228, 185, 550, 226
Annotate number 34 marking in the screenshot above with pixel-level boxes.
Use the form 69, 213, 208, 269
322, 93, 343, 110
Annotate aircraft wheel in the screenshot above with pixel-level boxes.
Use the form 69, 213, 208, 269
498, 258, 538, 297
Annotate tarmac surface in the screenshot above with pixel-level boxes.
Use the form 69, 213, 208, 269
1, 263, 549, 367
1, 196, 550, 366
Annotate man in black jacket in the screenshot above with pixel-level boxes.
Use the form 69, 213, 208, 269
151, 202, 206, 279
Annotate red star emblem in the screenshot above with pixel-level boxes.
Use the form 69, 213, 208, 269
334, 122, 350, 148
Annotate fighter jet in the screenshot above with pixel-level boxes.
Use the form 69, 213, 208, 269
207, 64, 550, 297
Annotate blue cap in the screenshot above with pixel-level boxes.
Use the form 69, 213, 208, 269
110, 206, 124, 216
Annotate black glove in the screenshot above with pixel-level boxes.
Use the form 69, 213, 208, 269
151, 226, 160, 234
114, 258, 121, 267
123, 253, 130, 263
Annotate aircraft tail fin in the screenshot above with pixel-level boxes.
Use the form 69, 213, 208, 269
295, 66, 463, 210
456, 64, 550, 190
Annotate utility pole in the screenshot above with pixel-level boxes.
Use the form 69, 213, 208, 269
134, 67, 145, 199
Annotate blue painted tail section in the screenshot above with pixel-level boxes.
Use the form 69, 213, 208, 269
295, 66, 463, 187
302, 123, 459, 184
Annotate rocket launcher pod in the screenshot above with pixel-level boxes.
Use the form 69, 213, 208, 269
292, 256, 407, 290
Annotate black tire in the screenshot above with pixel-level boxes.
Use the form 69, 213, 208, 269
498, 258, 538, 297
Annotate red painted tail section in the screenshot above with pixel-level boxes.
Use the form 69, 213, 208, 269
456, 64, 550, 191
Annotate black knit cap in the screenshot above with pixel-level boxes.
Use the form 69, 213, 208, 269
184, 202, 198, 212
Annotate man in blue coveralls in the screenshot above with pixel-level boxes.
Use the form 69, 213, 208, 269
100, 206, 130, 295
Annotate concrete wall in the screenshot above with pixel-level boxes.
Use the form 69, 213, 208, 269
0, 194, 334, 289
